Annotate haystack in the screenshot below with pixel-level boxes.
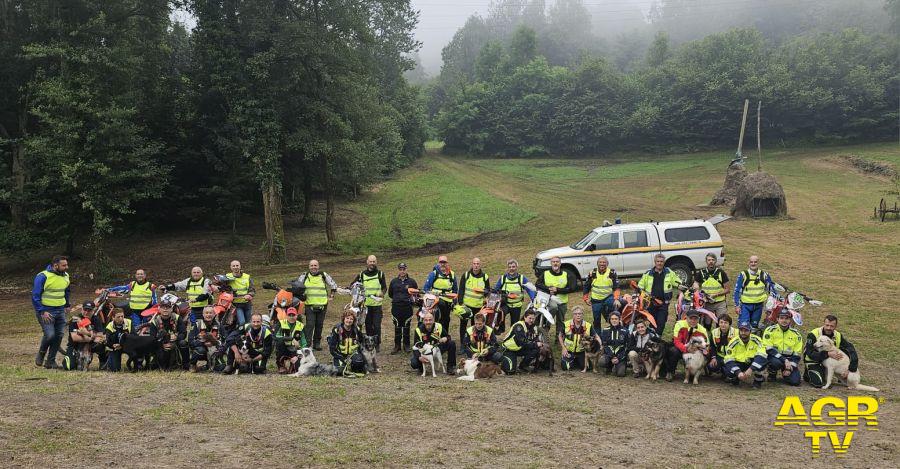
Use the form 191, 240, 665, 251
710, 162, 748, 206
731, 171, 787, 217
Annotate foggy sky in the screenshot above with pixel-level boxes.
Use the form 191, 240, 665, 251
411, 0, 493, 73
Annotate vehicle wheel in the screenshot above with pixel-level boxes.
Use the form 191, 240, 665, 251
667, 260, 693, 286
563, 266, 581, 291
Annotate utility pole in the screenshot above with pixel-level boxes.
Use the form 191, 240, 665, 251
757, 101, 762, 172
735, 99, 749, 161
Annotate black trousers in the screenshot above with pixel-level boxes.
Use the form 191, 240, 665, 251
561, 351, 586, 371
500, 305, 521, 334
436, 301, 452, 335
304, 305, 327, 348
391, 303, 413, 349
665, 343, 683, 375
459, 306, 482, 347
599, 353, 627, 376
501, 345, 538, 374
365, 305, 383, 346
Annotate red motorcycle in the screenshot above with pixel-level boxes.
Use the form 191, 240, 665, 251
675, 286, 718, 327
761, 283, 822, 328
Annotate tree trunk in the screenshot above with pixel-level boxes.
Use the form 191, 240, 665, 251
321, 154, 335, 243
262, 181, 287, 264
0, 121, 25, 226
301, 168, 314, 226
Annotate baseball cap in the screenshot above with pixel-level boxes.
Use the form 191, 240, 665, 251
738, 321, 752, 330
398, 262, 408, 269
82, 301, 95, 310
286, 307, 298, 316
686, 309, 700, 318
778, 310, 791, 317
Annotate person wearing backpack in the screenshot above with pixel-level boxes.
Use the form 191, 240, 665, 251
493, 259, 536, 334
732, 256, 775, 330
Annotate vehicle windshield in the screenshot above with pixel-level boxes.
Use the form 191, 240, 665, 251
570, 230, 597, 250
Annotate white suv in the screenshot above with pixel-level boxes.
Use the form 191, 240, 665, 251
533, 217, 727, 286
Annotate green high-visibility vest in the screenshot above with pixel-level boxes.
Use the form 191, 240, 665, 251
186, 278, 208, 308
589, 269, 614, 301
40, 270, 69, 307
360, 271, 383, 307
129, 281, 153, 310
303, 273, 328, 306
500, 275, 524, 308
740, 271, 768, 304
228, 273, 252, 304
543, 270, 569, 304
463, 271, 489, 309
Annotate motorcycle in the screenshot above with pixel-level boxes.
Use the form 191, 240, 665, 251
91, 288, 129, 326
760, 283, 822, 329
674, 286, 718, 327
527, 291, 557, 330
336, 281, 383, 329
407, 288, 458, 321
620, 281, 657, 331
262, 281, 305, 322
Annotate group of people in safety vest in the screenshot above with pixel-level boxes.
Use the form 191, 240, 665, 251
31, 252, 860, 387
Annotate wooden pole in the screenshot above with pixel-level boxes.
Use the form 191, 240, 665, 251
736, 99, 749, 159
757, 101, 762, 172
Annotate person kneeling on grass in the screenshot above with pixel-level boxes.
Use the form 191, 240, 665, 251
500, 309, 541, 374
189, 306, 223, 372
328, 310, 367, 377
627, 319, 660, 378
226, 313, 272, 374
722, 322, 767, 389
275, 307, 307, 374
411, 312, 457, 375
62, 301, 106, 371
707, 314, 737, 377
104, 308, 132, 372
462, 313, 500, 362
598, 311, 630, 376
558, 306, 597, 371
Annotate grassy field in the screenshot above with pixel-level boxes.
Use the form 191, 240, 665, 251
0, 142, 898, 467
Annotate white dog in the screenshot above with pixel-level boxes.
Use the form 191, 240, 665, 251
814, 335, 879, 392
414, 342, 445, 377
682, 336, 708, 385
291, 347, 337, 377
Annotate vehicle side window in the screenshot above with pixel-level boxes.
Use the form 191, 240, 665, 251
623, 230, 648, 248
664, 226, 711, 242
594, 233, 619, 250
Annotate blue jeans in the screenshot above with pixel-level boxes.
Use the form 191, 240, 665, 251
36, 307, 67, 364
234, 302, 252, 326
590, 296, 616, 326
767, 354, 801, 386
739, 302, 764, 328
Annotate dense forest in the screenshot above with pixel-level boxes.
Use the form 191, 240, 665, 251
429, 0, 899, 155
1, 0, 898, 266
0, 0, 426, 266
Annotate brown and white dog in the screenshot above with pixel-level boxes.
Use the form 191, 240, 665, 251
814, 335, 879, 392
456, 357, 503, 381
682, 336, 708, 385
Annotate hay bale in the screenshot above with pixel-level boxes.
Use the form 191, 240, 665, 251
731, 171, 787, 218
710, 163, 748, 206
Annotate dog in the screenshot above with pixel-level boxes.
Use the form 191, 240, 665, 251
532, 329, 555, 376
640, 339, 665, 380
583, 338, 602, 373
361, 335, 380, 373
292, 348, 338, 377
814, 335, 879, 392
456, 357, 503, 381
682, 336, 708, 385
413, 342, 445, 377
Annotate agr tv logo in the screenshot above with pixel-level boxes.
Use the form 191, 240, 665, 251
774, 396, 881, 457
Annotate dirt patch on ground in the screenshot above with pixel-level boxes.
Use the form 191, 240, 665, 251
842, 155, 898, 179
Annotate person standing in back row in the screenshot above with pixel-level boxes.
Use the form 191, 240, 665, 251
536, 256, 577, 336
298, 260, 338, 351
692, 253, 729, 321
354, 255, 387, 351
422, 255, 457, 335
226, 260, 255, 327
494, 259, 536, 334
457, 257, 489, 351
583, 256, 620, 327
733, 255, 775, 330
637, 254, 681, 335
388, 262, 418, 354
32, 255, 71, 369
